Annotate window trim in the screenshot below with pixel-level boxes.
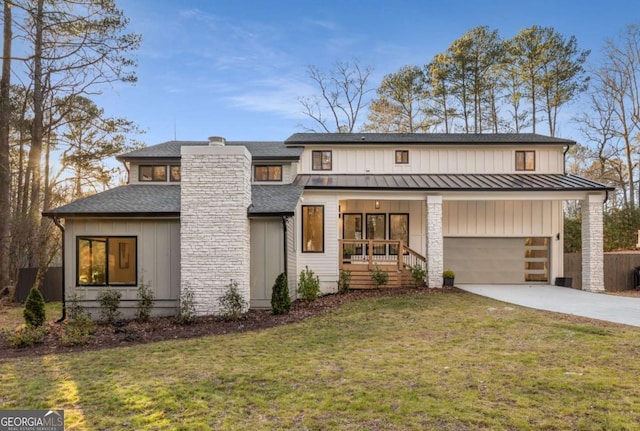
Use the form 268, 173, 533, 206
302, 205, 325, 253
139, 165, 168, 182
311, 150, 332, 171
366, 213, 387, 256
254, 164, 283, 182
169, 165, 181, 182
395, 150, 409, 164
342, 213, 363, 256
515, 151, 536, 171
76, 236, 138, 287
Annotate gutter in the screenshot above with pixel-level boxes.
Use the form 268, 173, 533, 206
282, 216, 289, 275
52, 217, 66, 323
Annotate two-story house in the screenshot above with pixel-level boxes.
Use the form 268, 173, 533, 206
43, 133, 613, 317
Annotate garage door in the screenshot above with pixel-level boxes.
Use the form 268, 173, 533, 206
444, 237, 549, 284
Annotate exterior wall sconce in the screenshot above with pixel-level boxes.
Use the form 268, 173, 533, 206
375, 200, 380, 209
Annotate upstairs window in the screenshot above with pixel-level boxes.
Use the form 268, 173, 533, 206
254, 165, 283, 182
395, 150, 409, 164
312, 150, 332, 171
170, 166, 181, 182
140, 165, 167, 182
515, 151, 535, 171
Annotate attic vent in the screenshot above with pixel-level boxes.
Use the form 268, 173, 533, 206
208, 136, 226, 146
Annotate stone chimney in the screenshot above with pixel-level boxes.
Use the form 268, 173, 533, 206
208, 136, 226, 146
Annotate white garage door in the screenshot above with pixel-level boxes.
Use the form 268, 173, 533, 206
444, 237, 549, 284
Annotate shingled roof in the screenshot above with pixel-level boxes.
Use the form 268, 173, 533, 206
43, 184, 303, 218
294, 173, 613, 192
285, 133, 576, 146
117, 140, 303, 161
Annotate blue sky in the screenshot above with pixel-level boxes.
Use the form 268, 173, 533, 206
98, 0, 640, 145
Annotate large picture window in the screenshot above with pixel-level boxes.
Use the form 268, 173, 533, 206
312, 150, 332, 170
515, 151, 535, 171
302, 206, 324, 252
77, 237, 137, 286
389, 214, 409, 255
254, 165, 283, 182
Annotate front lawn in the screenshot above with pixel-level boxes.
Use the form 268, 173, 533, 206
1, 291, 639, 430
0, 301, 62, 329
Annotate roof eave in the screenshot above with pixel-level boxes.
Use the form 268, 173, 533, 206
42, 211, 181, 218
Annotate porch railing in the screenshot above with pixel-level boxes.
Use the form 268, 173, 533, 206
339, 239, 426, 272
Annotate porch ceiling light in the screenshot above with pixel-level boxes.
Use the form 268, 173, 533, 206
375, 200, 380, 209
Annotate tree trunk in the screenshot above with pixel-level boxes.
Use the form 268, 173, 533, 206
0, 0, 12, 295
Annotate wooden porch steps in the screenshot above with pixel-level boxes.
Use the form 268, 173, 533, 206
344, 264, 413, 289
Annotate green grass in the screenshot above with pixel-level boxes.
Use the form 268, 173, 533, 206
0, 302, 62, 329
2, 292, 640, 430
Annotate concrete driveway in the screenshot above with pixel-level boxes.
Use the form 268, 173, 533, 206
458, 284, 640, 327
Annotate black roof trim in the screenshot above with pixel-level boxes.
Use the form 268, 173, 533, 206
285, 133, 576, 146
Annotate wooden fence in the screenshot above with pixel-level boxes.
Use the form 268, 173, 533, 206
14, 267, 63, 302
564, 252, 640, 291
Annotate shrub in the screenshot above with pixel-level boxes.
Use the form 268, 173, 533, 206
67, 293, 91, 323
97, 288, 122, 324
23, 286, 46, 328
136, 277, 155, 322
8, 325, 46, 348
410, 264, 427, 288
443, 269, 456, 279
338, 269, 351, 294
370, 265, 389, 288
298, 266, 320, 304
271, 272, 291, 315
61, 320, 96, 347
176, 282, 197, 324
219, 280, 247, 321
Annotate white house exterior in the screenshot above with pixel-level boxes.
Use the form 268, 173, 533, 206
43, 133, 613, 317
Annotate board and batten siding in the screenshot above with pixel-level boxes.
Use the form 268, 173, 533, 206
296, 192, 339, 293
299, 146, 564, 175
249, 218, 284, 308
443, 200, 564, 281
64, 218, 181, 316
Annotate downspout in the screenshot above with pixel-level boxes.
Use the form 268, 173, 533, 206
52, 217, 66, 323
282, 216, 288, 276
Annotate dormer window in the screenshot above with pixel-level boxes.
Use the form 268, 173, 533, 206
312, 150, 332, 171
254, 165, 282, 182
515, 151, 535, 171
139, 165, 167, 182
395, 150, 409, 164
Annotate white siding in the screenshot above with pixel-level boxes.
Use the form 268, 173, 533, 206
299, 145, 565, 175
296, 192, 339, 293
64, 218, 181, 316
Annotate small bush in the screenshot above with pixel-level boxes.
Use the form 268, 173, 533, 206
410, 264, 427, 288
136, 277, 155, 322
271, 272, 291, 315
443, 269, 455, 279
338, 269, 351, 294
23, 286, 46, 328
8, 325, 46, 348
298, 266, 320, 304
176, 283, 197, 324
370, 265, 389, 288
67, 293, 92, 323
97, 288, 122, 324
219, 280, 247, 321
61, 320, 96, 347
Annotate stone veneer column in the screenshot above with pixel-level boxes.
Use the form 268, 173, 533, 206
180, 144, 252, 315
581, 193, 605, 292
426, 195, 444, 288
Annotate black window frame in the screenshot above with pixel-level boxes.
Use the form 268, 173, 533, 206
254, 165, 283, 182
139, 165, 168, 182
169, 165, 181, 182
389, 213, 409, 255
342, 213, 363, 256
312, 150, 332, 171
515, 151, 535, 171
76, 236, 138, 287
395, 150, 409, 164
302, 205, 325, 253
366, 213, 387, 255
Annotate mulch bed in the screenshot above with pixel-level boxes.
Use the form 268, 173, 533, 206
0, 287, 460, 359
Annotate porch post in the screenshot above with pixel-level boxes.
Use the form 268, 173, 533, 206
580, 193, 605, 292
426, 195, 443, 288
